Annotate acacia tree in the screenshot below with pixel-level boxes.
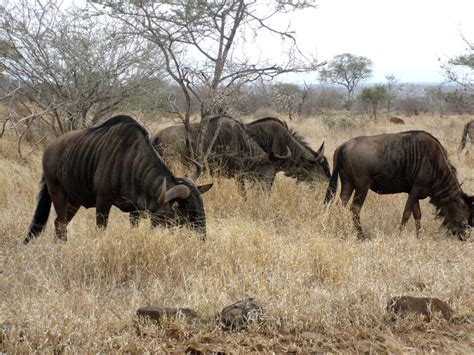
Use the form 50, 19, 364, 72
95, 0, 322, 160
358, 85, 389, 119
320, 53, 373, 101
0, 0, 161, 137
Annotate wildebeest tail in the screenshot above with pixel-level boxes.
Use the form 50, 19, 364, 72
324, 146, 343, 204
24, 177, 51, 244
459, 122, 470, 151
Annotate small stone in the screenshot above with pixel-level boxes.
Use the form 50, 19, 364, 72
219, 297, 265, 331
387, 296, 454, 321
136, 306, 199, 325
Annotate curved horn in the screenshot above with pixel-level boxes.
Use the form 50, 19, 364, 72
273, 146, 292, 160
189, 159, 203, 181
165, 184, 191, 203
158, 177, 167, 205
316, 141, 325, 156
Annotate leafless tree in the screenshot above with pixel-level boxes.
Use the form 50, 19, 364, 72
441, 34, 473, 92
93, 0, 323, 160
0, 0, 162, 139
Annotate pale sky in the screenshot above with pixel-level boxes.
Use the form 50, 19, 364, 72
263, 0, 474, 84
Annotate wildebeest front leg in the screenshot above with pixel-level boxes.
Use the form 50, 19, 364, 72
400, 192, 419, 236
412, 200, 422, 237
96, 198, 112, 229
49, 184, 69, 242
130, 211, 141, 227
351, 186, 369, 239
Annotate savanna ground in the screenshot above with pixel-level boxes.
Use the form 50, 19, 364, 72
1, 111, 473, 352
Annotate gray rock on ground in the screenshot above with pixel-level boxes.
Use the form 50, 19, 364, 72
136, 306, 200, 325
219, 297, 265, 331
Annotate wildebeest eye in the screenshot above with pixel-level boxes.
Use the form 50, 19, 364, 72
171, 201, 179, 211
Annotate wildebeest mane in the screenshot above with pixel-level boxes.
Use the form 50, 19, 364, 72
247, 116, 318, 157
90, 114, 151, 141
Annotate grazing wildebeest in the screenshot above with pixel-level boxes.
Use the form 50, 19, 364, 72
324, 131, 474, 240
459, 120, 474, 152
389, 116, 405, 125
244, 117, 331, 182
25, 115, 213, 244
153, 116, 290, 189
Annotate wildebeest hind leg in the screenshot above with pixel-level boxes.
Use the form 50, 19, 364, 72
340, 180, 354, 206
49, 184, 69, 241
351, 186, 369, 239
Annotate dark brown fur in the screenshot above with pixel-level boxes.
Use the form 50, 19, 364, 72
154, 116, 286, 189
389, 116, 405, 125
459, 120, 474, 151
244, 117, 330, 182
25, 115, 212, 243
325, 131, 474, 239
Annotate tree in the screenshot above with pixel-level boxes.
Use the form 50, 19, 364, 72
441, 35, 473, 92
358, 85, 389, 119
95, 0, 323, 161
0, 0, 161, 137
320, 53, 373, 101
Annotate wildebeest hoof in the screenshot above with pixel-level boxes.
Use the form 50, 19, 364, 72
387, 296, 454, 322
219, 297, 265, 331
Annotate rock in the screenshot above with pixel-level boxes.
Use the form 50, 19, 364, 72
1, 322, 28, 343
136, 306, 199, 325
219, 297, 265, 331
386, 296, 454, 321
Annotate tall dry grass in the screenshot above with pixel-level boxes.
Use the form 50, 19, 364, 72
1, 113, 473, 352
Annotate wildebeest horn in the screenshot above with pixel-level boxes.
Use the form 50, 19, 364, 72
189, 158, 203, 181
271, 146, 292, 160
165, 184, 191, 203
158, 177, 167, 205
316, 141, 325, 156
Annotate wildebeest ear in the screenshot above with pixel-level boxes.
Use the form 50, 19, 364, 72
316, 141, 325, 156
197, 183, 213, 194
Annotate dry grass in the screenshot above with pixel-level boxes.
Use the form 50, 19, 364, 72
1, 113, 473, 352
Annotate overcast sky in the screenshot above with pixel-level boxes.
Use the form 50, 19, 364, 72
267, 0, 474, 84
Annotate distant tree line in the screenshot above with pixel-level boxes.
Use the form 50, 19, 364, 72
1, 0, 473, 159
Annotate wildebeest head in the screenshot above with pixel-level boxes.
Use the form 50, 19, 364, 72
443, 192, 474, 240
152, 162, 213, 238
289, 142, 331, 183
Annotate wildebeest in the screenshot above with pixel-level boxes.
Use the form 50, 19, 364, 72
459, 119, 474, 152
25, 115, 213, 243
244, 117, 331, 182
324, 131, 474, 239
389, 116, 405, 125
153, 116, 290, 189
